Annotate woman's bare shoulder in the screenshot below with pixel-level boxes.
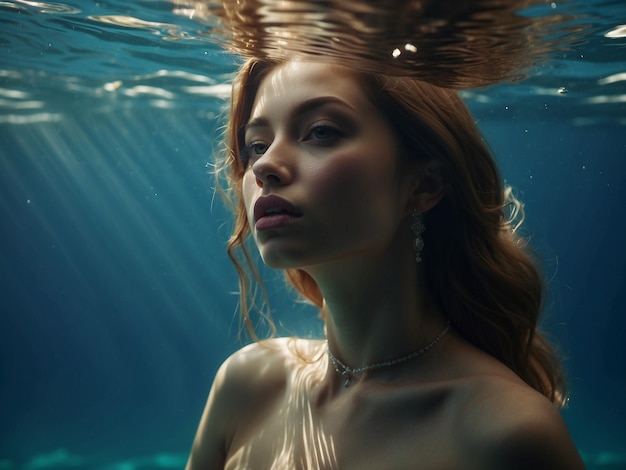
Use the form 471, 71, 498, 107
213, 338, 315, 408
186, 337, 323, 469
223, 337, 324, 385
454, 373, 584, 469
209, 337, 325, 418
435, 336, 584, 468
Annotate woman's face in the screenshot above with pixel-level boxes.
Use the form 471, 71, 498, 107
241, 61, 418, 270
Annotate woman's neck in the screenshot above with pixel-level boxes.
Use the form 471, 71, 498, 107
305, 246, 446, 386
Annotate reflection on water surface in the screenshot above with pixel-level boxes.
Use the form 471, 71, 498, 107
0, 0, 624, 123
174, 0, 585, 87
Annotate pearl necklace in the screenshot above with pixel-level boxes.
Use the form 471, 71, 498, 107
326, 321, 451, 387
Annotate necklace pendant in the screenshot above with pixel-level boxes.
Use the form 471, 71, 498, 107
341, 370, 351, 387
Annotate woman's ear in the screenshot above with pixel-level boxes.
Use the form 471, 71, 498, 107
410, 161, 446, 213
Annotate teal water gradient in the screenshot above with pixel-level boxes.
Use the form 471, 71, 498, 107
1, 0, 625, 468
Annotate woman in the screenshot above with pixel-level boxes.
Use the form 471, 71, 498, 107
186, 58, 585, 469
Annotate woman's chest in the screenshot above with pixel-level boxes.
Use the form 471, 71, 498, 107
224, 383, 463, 469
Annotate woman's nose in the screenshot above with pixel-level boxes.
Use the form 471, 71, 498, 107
251, 142, 294, 188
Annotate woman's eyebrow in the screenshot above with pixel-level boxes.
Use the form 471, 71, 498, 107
243, 116, 269, 134
244, 96, 356, 133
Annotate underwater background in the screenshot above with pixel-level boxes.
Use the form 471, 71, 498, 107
1, 0, 625, 468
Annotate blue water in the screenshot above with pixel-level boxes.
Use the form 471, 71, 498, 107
1, 1, 625, 468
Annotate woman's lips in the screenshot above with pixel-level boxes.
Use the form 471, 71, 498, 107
255, 213, 301, 231
253, 195, 302, 231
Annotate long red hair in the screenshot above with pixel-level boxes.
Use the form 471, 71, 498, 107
217, 58, 566, 406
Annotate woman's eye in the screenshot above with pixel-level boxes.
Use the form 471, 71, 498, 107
306, 124, 343, 144
240, 141, 268, 164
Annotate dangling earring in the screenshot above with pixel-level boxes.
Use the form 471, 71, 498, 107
411, 208, 425, 263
